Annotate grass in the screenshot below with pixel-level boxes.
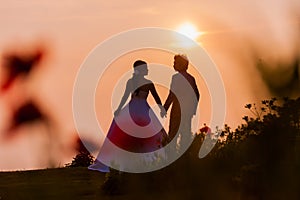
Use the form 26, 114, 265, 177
0, 162, 239, 200
0, 167, 105, 200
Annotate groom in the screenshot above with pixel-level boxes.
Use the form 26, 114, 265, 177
163, 54, 200, 154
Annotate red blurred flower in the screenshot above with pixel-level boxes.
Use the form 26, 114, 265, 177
1, 49, 43, 91
199, 123, 211, 134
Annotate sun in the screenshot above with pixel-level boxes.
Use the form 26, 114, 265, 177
176, 23, 201, 40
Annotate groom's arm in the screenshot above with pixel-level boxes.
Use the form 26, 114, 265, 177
192, 77, 200, 101
164, 91, 174, 112
191, 76, 200, 115
163, 76, 176, 112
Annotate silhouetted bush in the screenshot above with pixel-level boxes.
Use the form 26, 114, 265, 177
204, 97, 300, 199
66, 138, 94, 168
66, 151, 94, 168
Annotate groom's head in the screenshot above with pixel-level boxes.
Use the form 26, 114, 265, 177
173, 54, 189, 72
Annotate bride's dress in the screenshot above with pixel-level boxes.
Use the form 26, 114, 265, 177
89, 90, 167, 172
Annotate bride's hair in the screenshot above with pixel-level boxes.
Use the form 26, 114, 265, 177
132, 60, 147, 95
133, 60, 147, 71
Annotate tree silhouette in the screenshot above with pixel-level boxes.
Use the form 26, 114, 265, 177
65, 137, 94, 168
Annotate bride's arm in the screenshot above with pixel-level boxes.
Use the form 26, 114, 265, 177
149, 83, 166, 117
149, 83, 162, 105
114, 80, 131, 116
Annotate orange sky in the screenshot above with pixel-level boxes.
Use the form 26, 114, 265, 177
0, 0, 299, 170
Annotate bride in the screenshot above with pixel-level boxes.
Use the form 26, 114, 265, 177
89, 60, 167, 172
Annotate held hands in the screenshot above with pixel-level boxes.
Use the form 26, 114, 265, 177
114, 108, 121, 117
159, 105, 167, 118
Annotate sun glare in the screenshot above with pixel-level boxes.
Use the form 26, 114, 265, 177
176, 23, 201, 40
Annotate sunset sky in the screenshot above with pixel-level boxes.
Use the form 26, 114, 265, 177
0, 0, 299, 170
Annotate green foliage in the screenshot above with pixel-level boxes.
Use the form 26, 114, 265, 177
216, 97, 300, 148
205, 96, 300, 199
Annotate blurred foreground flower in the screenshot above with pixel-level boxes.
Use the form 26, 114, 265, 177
1, 48, 43, 91
11, 102, 44, 127
5, 101, 46, 138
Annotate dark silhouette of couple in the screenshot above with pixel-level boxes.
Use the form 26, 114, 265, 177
89, 54, 199, 172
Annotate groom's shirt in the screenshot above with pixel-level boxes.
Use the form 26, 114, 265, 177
164, 71, 200, 117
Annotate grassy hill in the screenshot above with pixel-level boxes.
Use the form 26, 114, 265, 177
0, 163, 238, 200
0, 167, 106, 200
